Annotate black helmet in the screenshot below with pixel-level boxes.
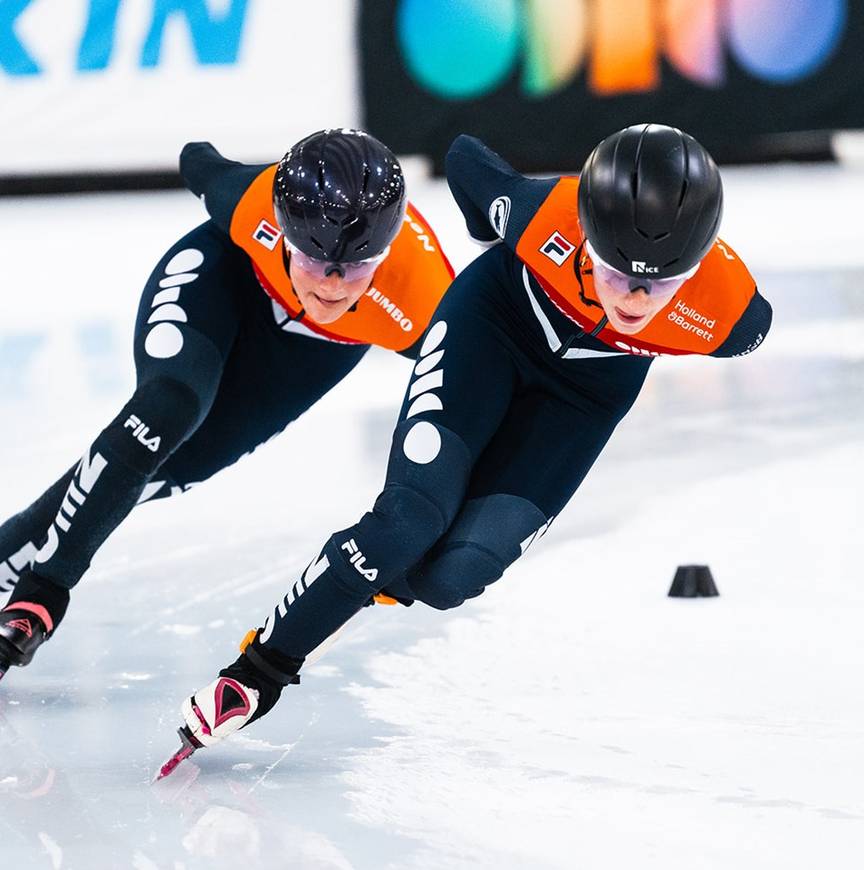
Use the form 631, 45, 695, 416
273, 129, 407, 264
578, 124, 723, 279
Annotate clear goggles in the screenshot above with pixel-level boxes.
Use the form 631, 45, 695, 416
287, 243, 389, 282
586, 241, 700, 299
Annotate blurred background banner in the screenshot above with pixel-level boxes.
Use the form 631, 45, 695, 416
0, 0, 360, 177
360, 0, 864, 169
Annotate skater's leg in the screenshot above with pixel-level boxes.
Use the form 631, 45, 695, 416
1, 222, 244, 588
407, 358, 651, 609
0, 467, 74, 593
153, 302, 370, 493
1, 221, 241, 587
0, 224, 246, 671
170, 249, 536, 747
252, 250, 525, 660
0, 375, 217, 669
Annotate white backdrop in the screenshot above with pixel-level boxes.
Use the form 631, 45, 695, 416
0, 0, 361, 174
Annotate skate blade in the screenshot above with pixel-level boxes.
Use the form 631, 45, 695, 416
154, 744, 196, 782
153, 726, 202, 782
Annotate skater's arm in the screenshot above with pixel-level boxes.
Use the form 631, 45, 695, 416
445, 135, 558, 249
709, 288, 773, 357
180, 143, 271, 235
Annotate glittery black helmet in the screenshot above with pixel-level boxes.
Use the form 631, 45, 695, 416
273, 129, 407, 264
578, 124, 723, 279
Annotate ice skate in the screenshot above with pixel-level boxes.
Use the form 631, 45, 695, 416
0, 600, 53, 680
156, 630, 302, 780
0, 570, 69, 682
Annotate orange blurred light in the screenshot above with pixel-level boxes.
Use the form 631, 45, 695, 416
590, 0, 659, 94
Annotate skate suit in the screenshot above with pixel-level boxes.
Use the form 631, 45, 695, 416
252, 135, 773, 660
0, 144, 453, 596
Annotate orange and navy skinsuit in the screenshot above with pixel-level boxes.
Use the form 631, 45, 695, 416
247, 135, 773, 664
0, 143, 454, 596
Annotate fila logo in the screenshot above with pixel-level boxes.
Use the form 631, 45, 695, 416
36, 448, 109, 565
259, 550, 331, 644
124, 415, 161, 453
540, 232, 576, 266
7, 618, 33, 639
489, 196, 511, 239
632, 261, 659, 274
253, 219, 282, 251
341, 539, 379, 582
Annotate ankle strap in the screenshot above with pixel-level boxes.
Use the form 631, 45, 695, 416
244, 642, 302, 686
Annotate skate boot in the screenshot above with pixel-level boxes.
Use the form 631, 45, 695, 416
0, 570, 69, 681
0, 606, 50, 678
156, 631, 303, 779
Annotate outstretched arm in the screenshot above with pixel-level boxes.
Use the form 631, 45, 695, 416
179, 142, 270, 235
445, 135, 559, 249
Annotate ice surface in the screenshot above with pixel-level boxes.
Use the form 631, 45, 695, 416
1, 165, 863, 869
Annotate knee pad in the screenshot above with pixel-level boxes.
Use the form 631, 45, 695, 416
383, 419, 473, 531
412, 546, 499, 610
98, 377, 202, 477
329, 483, 449, 604
322, 423, 474, 599
410, 494, 549, 610
350, 483, 450, 584
135, 325, 225, 423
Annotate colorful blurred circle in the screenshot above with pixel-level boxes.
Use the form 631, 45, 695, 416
728, 0, 846, 83
397, 0, 521, 98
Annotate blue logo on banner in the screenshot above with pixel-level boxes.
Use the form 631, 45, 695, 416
0, 0, 249, 75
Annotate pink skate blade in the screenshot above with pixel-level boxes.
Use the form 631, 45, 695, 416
155, 745, 195, 781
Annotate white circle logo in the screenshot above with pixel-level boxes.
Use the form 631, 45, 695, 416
145, 323, 184, 359
403, 421, 441, 464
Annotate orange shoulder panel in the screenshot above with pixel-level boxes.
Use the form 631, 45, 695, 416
229, 170, 453, 351
229, 164, 290, 300
362, 203, 455, 350
636, 240, 756, 354
515, 178, 756, 356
